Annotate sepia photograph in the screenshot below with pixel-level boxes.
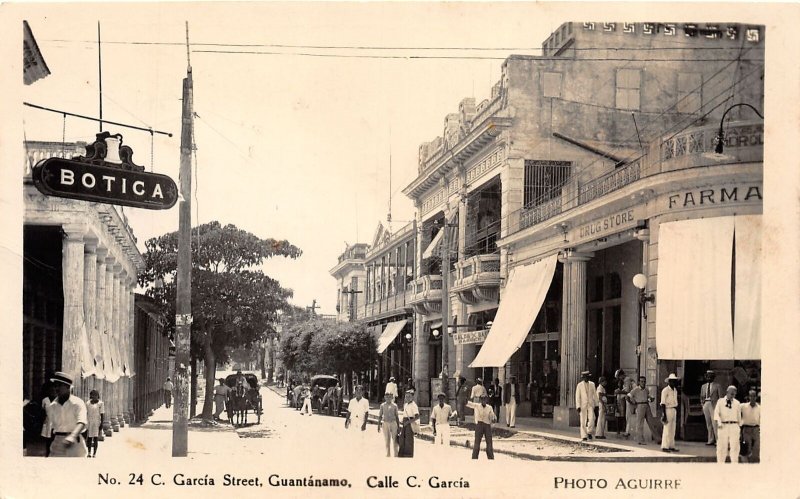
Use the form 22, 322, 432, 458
1, 2, 799, 498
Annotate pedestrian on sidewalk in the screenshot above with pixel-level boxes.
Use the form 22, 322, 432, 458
466, 394, 496, 459
385, 377, 398, 404
377, 392, 400, 457
398, 389, 420, 457
575, 371, 598, 441
740, 388, 760, 463
488, 379, 502, 420
595, 377, 608, 439
213, 378, 230, 421
455, 377, 469, 426
503, 376, 520, 428
431, 392, 455, 446
660, 373, 680, 453
163, 377, 173, 409
613, 369, 630, 437
85, 390, 104, 458
345, 386, 370, 437
714, 385, 742, 463
627, 376, 652, 445
48, 372, 88, 458
470, 378, 488, 402
300, 384, 313, 416
701, 370, 723, 445
40, 382, 57, 457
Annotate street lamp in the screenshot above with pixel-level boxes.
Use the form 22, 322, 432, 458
632, 273, 655, 372
713, 103, 764, 154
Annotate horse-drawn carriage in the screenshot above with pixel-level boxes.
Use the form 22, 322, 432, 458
225, 373, 263, 426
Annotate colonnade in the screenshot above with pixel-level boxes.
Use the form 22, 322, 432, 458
61, 224, 137, 436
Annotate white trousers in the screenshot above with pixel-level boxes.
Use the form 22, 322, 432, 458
505, 399, 517, 427
661, 407, 677, 450
433, 424, 451, 445
578, 406, 595, 439
716, 424, 740, 463
596, 405, 606, 437
300, 398, 312, 415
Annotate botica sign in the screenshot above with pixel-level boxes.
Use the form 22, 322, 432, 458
31, 132, 178, 210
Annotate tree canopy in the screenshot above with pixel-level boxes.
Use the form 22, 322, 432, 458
139, 221, 301, 417
279, 318, 376, 382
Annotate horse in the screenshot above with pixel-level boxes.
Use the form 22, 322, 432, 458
227, 383, 249, 426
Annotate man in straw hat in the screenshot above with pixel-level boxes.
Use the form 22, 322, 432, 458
660, 373, 681, 452
714, 385, 743, 463
700, 370, 723, 445
47, 372, 88, 457
575, 370, 598, 441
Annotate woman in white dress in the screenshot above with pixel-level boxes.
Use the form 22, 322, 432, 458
85, 390, 105, 458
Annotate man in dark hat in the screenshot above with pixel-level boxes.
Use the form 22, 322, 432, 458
700, 370, 723, 445
47, 372, 88, 457
575, 371, 598, 441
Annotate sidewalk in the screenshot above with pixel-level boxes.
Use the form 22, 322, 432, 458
97, 404, 242, 459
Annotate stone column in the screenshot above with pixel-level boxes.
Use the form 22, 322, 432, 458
105, 256, 119, 432
83, 239, 98, 395
61, 225, 86, 395
113, 265, 125, 428
127, 279, 136, 423
554, 250, 592, 429
95, 248, 111, 435
412, 213, 430, 407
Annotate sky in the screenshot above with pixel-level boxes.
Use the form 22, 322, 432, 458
16, 2, 558, 314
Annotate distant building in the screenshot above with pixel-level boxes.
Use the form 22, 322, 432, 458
329, 243, 368, 322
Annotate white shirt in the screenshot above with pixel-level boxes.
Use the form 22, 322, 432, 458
466, 401, 497, 424
385, 382, 398, 397
740, 403, 760, 426
49, 395, 88, 433
660, 386, 679, 409
402, 401, 421, 433
470, 384, 488, 401
430, 403, 453, 424
714, 397, 743, 425
347, 397, 370, 421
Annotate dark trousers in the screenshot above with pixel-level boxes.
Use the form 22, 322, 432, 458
164, 390, 172, 408
491, 401, 501, 419
472, 422, 494, 459
741, 426, 760, 462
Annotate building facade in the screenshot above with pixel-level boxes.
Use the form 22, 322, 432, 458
400, 22, 764, 428
329, 243, 368, 322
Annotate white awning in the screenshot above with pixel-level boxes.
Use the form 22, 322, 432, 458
422, 229, 444, 260
656, 217, 734, 359
734, 215, 761, 359
470, 254, 558, 368
376, 319, 408, 354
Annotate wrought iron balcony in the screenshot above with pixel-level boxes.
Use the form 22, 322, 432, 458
452, 254, 501, 305
408, 274, 443, 315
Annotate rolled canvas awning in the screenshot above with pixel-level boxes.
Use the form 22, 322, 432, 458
656, 217, 734, 359
470, 254, 558, 368
422, 228, 444, 260
422, 212, 458, 260
734, 215, 761, 359
376, 319, 408, 354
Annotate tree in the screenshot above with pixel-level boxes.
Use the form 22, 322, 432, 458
278, 317, 376, 391
139, 221, 301, 418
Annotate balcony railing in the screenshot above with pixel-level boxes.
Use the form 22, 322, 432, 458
519, 196, 563, 231
578, 159, 642, 205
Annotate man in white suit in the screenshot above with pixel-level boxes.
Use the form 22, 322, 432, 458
575, 370, 599, 441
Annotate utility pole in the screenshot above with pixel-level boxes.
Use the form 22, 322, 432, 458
173, 22, 193, 457
440, 220, 451, 396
